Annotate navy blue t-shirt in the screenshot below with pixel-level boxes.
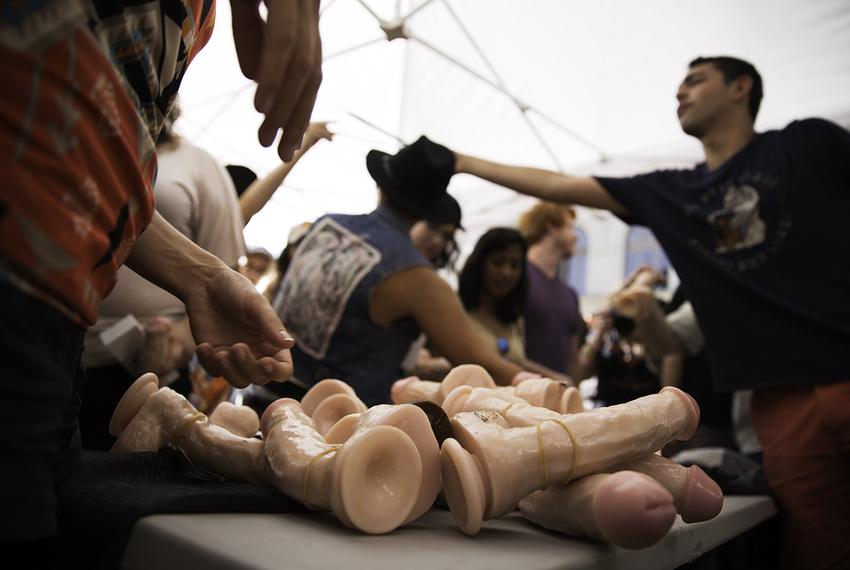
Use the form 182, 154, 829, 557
596, 118, 850, 392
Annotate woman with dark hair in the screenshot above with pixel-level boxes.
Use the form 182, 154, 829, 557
459, 228, 573, 384
459, 228, 528, 363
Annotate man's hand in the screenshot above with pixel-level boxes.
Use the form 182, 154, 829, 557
183, 267, 295, 388
231, 0, 322, 161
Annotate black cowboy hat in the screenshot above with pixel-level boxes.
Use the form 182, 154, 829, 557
366, 135, 463, 228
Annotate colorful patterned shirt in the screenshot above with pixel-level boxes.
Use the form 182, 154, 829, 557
0, 0, 215, 324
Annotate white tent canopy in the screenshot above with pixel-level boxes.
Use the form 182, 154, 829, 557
177, 0, 850, 304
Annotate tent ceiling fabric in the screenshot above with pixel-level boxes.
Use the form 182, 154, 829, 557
177, 0, 850, 295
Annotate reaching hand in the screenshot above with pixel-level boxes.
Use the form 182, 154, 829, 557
183, 266, 295, 388
230, 0, 323, 161
622, 265, 666, 290
304, 121, 334, 145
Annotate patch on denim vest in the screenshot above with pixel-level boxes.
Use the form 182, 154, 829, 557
279, 217, 381, 359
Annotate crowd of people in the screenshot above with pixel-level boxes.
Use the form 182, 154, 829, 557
1, 2, 848, 568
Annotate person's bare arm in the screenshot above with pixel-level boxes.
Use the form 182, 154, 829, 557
454, 153, 629, 215
125, 211, 294, 387
371, 267, 523, 385
240, 122, 333, 224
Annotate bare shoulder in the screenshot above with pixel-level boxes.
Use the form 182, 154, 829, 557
378, 265, 447, 297
371, 265, 448, 324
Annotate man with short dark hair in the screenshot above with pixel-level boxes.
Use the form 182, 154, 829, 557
451, 56, 850, 569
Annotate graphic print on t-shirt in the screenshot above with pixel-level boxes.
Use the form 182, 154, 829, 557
706, 184, 766, 253
689, 169, 791, 273
279, 218, 381, 359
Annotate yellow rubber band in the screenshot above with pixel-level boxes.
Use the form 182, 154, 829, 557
303, 445, 341, 509
174, 412, 208, 440
536, 422, 549, 487
537, 418, 581, 485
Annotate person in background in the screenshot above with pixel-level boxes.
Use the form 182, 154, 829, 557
458, 227, 573, 384
660, 285, 736, 453
401, 197, 463, 381
578, 267, 666, 407
611, 276, 750, 455
517, 202, 585, 380
409, 216, 461, 273
450, 56, 850, 569
271, 137, 530, 407
226, 164, 260, 199
253, 221, 315, 303
1, 0, 321, 557
239, 247, 275, 285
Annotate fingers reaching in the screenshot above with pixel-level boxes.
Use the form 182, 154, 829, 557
253, 0, 300, 114
230, 0, 265, 80
197, 342, 293, 386
245, 0, 322, 160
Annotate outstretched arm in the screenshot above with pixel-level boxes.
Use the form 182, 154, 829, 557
454, 153, 630, 215
125, 211, 294, 388
240, 122, 334, 224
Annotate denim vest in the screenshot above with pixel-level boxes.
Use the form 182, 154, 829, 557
275, 208, 429, 405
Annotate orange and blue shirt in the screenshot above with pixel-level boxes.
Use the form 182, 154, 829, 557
0, 0, 215, 325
